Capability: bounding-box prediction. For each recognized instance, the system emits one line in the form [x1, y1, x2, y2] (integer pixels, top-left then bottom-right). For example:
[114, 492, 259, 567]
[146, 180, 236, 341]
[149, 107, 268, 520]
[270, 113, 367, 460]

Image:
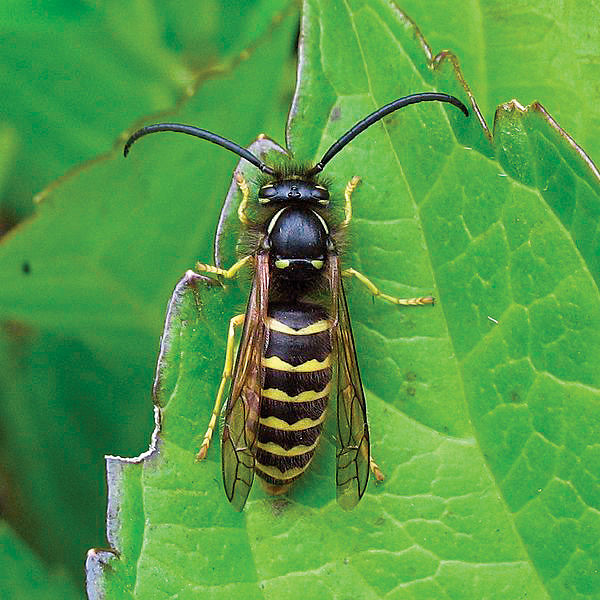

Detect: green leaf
[85, 1, 599, 599]
[0, 320, 160, 578]
[0, 0, 282, 218]
[0, 521, 81, 600]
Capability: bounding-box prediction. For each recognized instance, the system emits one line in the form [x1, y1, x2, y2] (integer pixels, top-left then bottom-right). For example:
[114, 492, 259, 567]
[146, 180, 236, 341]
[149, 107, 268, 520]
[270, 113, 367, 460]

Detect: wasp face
[266, 205, 329, 280]
[258, 179, 330, 206]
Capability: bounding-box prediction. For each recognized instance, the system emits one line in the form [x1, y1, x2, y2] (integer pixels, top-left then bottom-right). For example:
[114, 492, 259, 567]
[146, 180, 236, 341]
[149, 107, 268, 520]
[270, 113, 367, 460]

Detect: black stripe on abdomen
[260, 396, 328, 423]
[265, 329, 331, 365]
[257, 423, 322, 450]
[255, 449, 314, 471]
[263, 367, 331, 398]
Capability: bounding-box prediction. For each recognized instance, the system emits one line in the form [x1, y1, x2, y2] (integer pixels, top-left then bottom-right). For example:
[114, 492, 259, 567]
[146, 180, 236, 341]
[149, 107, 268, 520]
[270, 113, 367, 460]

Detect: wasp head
[258, 179, 330, 206]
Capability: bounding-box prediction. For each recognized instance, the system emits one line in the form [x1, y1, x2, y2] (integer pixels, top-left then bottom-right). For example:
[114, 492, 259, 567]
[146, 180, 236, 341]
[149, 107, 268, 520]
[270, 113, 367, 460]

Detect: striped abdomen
[256, 301, 332, 492]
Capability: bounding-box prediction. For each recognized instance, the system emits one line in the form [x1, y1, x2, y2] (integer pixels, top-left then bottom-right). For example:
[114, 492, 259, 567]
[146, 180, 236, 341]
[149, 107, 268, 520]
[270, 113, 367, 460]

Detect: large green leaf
[0, 0, 281, 219]
[0, 521, 80, 600]
[0, 0, 297, 583]
[86, 0, 600, 599]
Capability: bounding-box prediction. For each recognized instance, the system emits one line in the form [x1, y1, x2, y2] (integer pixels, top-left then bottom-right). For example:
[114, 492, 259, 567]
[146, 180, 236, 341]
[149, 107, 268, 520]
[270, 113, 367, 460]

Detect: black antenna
[123, 123, 276, 176]
[307, 92, 469, 176]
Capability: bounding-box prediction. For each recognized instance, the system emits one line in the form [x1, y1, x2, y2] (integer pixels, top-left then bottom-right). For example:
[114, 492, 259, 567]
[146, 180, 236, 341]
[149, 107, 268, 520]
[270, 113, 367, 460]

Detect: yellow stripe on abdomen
[261, 355, 330, 372]
[261, 383, 330, 402]
[256, 439, 318, 456]
[255, 462, 313, 481]
[259, 411, 327, 431]
[266, 317, 331, 336]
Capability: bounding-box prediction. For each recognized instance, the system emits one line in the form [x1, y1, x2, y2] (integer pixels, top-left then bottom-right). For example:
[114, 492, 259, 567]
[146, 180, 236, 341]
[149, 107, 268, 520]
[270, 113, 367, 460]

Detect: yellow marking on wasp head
[311, 260, 324, 269]
[315, 185, 330, 205]
[274, 259, 290, 269]
[259, 183, 274, 204]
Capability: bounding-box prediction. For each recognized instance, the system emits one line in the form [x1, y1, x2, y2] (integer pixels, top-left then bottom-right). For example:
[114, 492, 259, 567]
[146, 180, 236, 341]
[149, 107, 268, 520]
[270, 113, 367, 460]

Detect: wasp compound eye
[311, 186, 330, 203]
[258, 184, 277, 202]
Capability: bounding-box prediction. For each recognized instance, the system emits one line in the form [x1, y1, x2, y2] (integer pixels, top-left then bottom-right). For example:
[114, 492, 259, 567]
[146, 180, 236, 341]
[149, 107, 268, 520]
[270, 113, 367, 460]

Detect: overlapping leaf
[0, 521, 80, 600]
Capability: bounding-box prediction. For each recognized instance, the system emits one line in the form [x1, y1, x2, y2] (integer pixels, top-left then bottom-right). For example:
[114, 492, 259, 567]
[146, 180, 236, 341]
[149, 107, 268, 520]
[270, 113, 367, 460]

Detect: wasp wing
[221, 252, 269, 511]
[329, 254, 370, 510]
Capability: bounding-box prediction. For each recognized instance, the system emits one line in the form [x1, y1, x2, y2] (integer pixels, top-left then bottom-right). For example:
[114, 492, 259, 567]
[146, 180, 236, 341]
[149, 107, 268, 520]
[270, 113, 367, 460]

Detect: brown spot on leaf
[270, 497, 290, 516]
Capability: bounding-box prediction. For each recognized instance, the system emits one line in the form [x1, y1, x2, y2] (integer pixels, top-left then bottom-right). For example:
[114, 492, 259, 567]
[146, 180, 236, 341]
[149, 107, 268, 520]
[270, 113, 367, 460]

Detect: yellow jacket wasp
[124, 92, 469, 511]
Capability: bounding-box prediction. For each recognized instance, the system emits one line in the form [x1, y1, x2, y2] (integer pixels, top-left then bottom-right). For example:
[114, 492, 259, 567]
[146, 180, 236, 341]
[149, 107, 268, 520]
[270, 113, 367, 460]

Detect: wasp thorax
[258, 179, 329, 205]
[266, 206, 328, 280]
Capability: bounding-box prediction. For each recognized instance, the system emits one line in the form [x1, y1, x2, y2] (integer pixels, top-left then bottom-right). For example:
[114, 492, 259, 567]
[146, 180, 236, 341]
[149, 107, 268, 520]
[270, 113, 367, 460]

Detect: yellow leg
[196, 255, 252, 279]
[343, 268, 434, 306]
[370, 456, 384, 482]
[359, 437, 385, 481]
[341, 176, 361, 227]
[196, 313, 245, 460]
[235, 173, 251, 225]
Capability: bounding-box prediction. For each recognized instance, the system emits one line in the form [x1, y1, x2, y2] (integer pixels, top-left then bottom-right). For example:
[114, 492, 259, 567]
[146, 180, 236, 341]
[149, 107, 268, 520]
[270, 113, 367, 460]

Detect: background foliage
[0, 0, 598, 598]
